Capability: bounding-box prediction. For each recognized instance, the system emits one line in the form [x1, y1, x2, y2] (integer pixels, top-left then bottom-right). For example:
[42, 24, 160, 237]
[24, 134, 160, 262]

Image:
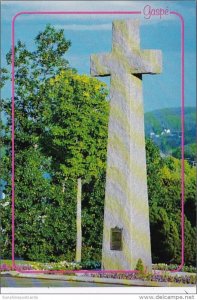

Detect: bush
[80, 260, 101, 270]
[135, 258, 145, 273]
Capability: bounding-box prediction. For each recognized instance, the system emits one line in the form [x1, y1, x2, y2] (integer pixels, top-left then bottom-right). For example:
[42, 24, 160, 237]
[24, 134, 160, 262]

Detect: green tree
[2, 25, 109, 263]
[146, 141, 196, 266]
[1, 146, 78, 262]
[0, 68, 9, 89]
[82, 173, 106, 261]
[160, 157, 196, 218]
[1, 25, 73, 261]
[172, 143, 196, 163]
[150, 206, 181, 263]
[184, 217, 196, 265]
[40, 70, 109, 262]
[145, 138, 163, 207]
[4, 24, 71, 151]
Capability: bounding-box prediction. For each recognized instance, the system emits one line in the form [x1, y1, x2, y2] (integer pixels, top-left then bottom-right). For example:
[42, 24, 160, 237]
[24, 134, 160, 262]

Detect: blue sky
[1, 0, 196, 112]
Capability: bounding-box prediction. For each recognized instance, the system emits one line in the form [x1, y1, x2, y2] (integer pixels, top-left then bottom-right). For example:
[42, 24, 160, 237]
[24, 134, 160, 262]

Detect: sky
[1, 0, 196, 112]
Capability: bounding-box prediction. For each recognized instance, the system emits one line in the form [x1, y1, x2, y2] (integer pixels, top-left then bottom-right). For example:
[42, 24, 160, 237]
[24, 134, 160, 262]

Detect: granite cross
[90, 19, 162, 271]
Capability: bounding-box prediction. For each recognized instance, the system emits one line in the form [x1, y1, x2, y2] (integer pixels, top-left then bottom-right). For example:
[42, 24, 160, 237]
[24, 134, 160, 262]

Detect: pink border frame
[10, 10, 184, 274]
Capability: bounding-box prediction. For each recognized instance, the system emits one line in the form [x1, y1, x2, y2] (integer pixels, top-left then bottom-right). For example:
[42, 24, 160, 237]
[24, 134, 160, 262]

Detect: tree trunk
[62, 177, 67, 193]
[76, 177, 82, 262]
[62, 180, 65, 193]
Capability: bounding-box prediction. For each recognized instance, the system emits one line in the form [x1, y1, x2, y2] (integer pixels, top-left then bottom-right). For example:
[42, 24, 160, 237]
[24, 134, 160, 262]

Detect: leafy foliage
[172, 143, 196, 162]
[146, 140, 196, 265]
[1, 24, 109, 264]
[80, 260, 101, 270]
[135, 258, 145, 273]
[40, 70, 109, 182]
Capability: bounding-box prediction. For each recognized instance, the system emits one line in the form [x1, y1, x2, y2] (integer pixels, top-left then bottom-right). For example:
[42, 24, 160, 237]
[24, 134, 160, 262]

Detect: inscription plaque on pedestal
[110, 227, 122, 251]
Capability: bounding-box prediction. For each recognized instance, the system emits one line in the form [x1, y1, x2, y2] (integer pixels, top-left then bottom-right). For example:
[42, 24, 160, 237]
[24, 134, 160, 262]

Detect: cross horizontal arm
[139, 50, 162, 74]
[90, 53, 112, 77]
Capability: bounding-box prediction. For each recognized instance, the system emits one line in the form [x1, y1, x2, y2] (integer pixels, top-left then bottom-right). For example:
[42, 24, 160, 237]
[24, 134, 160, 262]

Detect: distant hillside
[145, 107, 196, 134]
[144, 107, 196, 159]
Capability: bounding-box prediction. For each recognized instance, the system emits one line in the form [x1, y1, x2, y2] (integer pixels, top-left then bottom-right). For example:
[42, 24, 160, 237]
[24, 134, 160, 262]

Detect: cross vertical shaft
[90, 19, 162, 270]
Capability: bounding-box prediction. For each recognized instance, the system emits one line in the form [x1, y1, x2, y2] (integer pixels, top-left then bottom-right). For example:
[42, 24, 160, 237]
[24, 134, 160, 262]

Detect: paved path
[1, 275, 123, 288]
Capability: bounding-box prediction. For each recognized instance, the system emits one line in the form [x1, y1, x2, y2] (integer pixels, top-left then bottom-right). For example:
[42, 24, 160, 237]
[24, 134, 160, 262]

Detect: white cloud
[55, 23, 111, 31]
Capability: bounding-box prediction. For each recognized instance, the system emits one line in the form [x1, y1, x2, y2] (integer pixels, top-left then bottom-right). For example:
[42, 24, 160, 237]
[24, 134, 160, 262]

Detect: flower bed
[0, 263, 33, 272]
[0, 259, 101, 272]
[30, 261, 82, 271]
[1, 259, 196, 285]
[0, 260, 81, 272]
[0, 263, 12, 271]
[152, 263, 196, 273]
[86, 272, 196, 285]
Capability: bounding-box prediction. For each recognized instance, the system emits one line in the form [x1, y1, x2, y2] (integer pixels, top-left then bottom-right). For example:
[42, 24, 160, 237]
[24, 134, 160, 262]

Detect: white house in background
[0, 191, 9, 207]
[0, 192, 5, 200]
[1, 201, 9, 207]
[161, 128, 171, 135]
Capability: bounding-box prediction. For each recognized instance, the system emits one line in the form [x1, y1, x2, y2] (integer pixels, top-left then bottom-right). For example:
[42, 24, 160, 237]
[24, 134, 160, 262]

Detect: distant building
[161, 128, 171, 135]
[1, 201, 9, 207]
[0, 192, 5, 200]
